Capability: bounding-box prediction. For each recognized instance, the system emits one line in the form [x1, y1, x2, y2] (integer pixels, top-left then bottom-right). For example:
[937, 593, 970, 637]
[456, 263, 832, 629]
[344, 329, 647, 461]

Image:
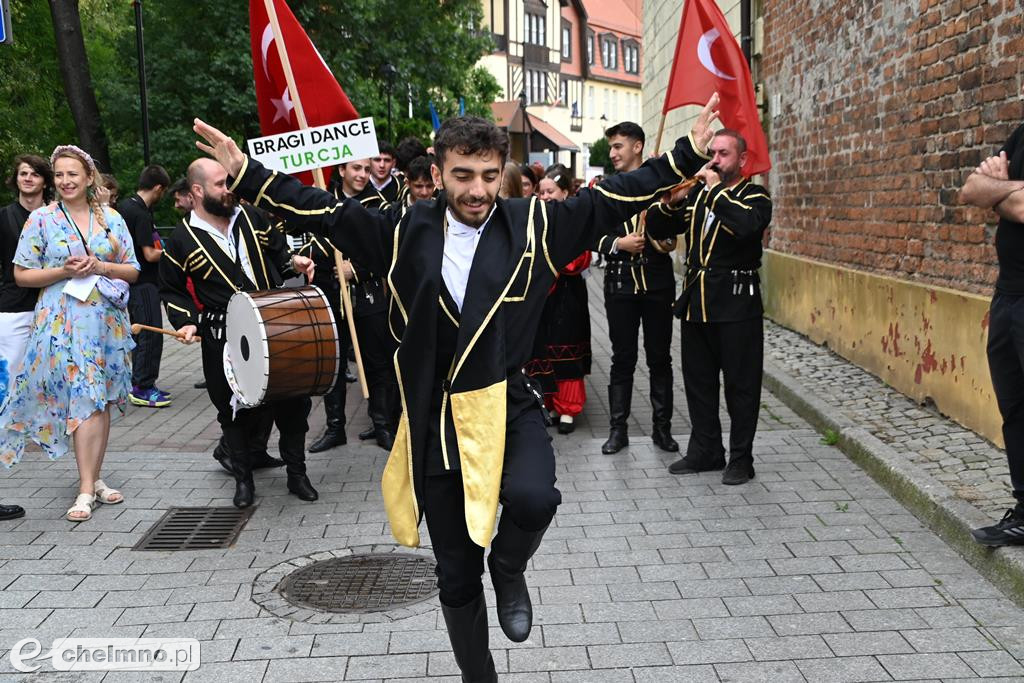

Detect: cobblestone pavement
[0, 274, 1022, 681]
[763, 321, 1014, 517]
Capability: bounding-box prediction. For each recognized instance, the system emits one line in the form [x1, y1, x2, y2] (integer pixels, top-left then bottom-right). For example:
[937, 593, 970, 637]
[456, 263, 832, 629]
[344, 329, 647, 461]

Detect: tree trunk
[48, 0, 111, 171]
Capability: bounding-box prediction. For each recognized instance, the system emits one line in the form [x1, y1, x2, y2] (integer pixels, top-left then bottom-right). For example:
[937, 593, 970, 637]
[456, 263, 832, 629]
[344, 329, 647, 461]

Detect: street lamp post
[380, 63, 398, 143]
[519, 88, 531, 163]
[132, 0, 151, 165]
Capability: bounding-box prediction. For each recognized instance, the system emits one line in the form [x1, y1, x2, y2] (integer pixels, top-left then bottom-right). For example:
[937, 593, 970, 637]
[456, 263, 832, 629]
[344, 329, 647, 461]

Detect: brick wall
[762, 0, 1023, 294]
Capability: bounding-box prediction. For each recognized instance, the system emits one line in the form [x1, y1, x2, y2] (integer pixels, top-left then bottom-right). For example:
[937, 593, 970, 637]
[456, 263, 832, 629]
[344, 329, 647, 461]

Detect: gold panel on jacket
[451, 379, 508, 548]
[381, 414, 420, 547]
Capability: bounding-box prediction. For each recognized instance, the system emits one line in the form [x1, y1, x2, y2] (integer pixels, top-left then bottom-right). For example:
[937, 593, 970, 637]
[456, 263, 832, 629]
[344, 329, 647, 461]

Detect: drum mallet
[130, 323, 201, 342]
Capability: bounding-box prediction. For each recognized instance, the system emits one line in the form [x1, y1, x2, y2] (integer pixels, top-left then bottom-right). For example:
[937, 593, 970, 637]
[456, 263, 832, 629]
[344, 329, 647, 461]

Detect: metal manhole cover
[278, 553, 438, 613]
[132, 507, 255, 551]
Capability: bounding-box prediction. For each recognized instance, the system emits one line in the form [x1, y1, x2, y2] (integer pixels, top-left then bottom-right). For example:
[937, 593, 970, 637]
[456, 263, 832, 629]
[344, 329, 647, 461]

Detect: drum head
[226, 292, 270, 406]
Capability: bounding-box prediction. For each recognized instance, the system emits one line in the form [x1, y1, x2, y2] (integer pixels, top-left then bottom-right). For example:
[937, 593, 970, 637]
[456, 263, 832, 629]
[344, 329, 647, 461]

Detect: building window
[559, 79, 568, 107]
[601, 37, 617, 70]
[526, 13, 546, 46]
[624, 44, 639, 74]
[526, 69, 547, 105]
[587, 86, 595, 118]
[603, 88, 610, 119]
[612, 90, 619, 121]
[586, 34, 594, 65]
[561, 24, 571, 60]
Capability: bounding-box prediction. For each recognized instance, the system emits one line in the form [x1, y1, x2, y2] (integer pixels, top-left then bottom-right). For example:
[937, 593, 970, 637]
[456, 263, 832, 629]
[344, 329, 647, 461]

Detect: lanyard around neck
[59, 202, 94, 255]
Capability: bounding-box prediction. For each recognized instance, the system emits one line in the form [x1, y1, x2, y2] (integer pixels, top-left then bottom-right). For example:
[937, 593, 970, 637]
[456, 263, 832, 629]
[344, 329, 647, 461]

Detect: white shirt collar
[370, 175, 393, 191]
[445, 206, 496, 237]
[188, 206, 242, 236]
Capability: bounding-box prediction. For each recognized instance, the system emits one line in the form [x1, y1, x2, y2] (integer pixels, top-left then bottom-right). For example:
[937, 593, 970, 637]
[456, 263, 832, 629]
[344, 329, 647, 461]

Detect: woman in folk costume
[524, 166, 592, 434]
[191, 94, 720, 682]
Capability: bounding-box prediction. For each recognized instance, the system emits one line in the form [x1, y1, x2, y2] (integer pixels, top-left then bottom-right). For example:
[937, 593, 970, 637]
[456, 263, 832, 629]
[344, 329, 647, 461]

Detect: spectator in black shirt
[961, 86, 1024, 547]
[0, 154, 52, 521]
[117, 164, 172, 408]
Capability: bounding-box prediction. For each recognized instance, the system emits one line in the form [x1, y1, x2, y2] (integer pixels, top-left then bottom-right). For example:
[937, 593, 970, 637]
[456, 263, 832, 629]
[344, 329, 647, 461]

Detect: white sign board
[246, 117, 379, 174]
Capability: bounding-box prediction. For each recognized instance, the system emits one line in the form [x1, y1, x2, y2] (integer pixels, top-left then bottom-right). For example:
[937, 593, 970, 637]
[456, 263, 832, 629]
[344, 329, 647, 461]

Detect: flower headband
[50, 145, 97, 175]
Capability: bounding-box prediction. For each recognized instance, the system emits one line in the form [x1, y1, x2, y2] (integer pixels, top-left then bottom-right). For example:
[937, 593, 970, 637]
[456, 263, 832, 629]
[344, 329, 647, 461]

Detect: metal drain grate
[132, 507, 255, 551]
[279, 553, 438, 613]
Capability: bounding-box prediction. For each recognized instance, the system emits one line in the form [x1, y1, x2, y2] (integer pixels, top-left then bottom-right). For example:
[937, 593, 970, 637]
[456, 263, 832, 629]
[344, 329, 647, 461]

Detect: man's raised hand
[691, 93, 721, 152]
[193, 119, 245, 177]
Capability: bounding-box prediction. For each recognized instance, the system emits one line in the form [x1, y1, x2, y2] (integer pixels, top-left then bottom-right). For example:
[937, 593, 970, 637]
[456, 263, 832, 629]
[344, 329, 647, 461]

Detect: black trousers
[128, 282, 163, 389]
[423, 408, 561, 608]
[200, 325, 309, 459]
[605, 288, 674, 386]
[987, 293, 1024, 507]
[355, 310, 399, 429]
[679, 318, 763, 463]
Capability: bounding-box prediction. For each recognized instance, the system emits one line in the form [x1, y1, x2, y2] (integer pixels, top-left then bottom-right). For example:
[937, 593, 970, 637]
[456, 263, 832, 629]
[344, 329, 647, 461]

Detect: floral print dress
[0, 203, 140, 466]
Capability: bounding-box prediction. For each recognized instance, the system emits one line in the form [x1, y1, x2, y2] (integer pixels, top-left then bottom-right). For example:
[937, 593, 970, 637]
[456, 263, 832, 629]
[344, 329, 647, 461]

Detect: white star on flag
[271, 87, 294, 123]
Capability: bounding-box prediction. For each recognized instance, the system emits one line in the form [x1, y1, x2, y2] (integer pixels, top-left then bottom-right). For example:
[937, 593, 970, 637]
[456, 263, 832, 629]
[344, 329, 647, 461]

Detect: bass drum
[225, 286, 340, 406]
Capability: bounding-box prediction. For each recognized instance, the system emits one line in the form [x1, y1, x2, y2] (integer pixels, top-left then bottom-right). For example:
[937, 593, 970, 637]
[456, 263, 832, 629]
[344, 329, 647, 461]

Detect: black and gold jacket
[159, 205, 295, 329]
[332, 186, 388, 318]
[594, 212, 676, 296]
[646, 177, 772, 323]
[227, 132, 708, 548]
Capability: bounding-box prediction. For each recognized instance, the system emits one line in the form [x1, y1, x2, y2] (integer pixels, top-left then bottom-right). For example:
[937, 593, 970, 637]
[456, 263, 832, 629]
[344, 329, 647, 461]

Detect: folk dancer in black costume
[192, 96, 719, 681]
[593, 122, 679, 455]
[159, 158, 319, 507]
[645, 128, 773, 486]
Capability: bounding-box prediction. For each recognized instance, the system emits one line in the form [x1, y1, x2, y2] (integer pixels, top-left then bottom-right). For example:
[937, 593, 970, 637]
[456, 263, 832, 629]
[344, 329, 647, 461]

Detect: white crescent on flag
[697, 28, 736, 81]
[260, 24, 274, 82]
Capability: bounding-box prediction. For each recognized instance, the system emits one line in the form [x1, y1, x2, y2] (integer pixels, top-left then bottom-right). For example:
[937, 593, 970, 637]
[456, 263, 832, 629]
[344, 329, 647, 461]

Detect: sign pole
[263, 0, 369, 399]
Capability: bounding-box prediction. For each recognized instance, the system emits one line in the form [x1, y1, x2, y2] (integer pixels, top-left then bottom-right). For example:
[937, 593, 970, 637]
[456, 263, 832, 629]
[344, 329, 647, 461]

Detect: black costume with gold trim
[593, 210, 677, 450]
[646, 177, 773, 470]
[159, 205, 312, 500]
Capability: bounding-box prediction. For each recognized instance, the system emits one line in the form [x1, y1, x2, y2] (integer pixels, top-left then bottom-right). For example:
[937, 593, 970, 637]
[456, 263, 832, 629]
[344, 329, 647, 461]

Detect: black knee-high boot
[650, 374, 679, 452]
[224, 426, 254, 508]
[601, 382, 632, 454]
[309, 389, 347, 453]
[440, 592, 497, 683]
[279, 431, 318, 501]
[487, 515, 548, 642]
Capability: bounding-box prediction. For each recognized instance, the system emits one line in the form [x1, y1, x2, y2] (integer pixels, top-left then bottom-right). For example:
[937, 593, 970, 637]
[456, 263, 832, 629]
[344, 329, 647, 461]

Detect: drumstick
[639, 177, 701, 239]
[334, 249, 370, 399]
[130, 323, 201, 341]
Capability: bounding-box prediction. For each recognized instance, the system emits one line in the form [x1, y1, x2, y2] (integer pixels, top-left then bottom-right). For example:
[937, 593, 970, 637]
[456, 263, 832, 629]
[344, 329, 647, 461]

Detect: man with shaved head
[159, 158, 318, 509]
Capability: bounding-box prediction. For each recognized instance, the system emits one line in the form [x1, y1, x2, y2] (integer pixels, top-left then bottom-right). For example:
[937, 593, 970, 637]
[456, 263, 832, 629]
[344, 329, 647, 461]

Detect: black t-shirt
[0, 201, 40, 313]
[117, 193, 160, 285]
[995, 122, 1024, 295]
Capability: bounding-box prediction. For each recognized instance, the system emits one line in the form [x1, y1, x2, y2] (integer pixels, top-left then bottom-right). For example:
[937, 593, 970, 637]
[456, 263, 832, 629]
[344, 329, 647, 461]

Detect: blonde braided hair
[50, 145, 119, 260]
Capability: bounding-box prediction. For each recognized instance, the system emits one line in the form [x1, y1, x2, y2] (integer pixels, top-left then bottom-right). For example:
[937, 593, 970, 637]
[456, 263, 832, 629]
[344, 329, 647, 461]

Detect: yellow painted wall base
[761, 250, 1002, 447]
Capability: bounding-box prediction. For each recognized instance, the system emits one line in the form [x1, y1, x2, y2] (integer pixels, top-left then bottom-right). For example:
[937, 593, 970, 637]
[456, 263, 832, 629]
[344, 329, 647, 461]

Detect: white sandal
[94, 479, 124, 505]
[66, 493, 96, 522]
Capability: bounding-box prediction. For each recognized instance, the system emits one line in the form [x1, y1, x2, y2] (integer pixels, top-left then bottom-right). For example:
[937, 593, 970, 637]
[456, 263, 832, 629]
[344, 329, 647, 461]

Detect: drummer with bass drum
[159, 158, 319, 508]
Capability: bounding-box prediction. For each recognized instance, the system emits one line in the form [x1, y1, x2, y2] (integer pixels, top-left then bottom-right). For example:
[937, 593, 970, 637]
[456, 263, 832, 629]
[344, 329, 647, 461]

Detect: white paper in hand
[62, 274, 100, 302]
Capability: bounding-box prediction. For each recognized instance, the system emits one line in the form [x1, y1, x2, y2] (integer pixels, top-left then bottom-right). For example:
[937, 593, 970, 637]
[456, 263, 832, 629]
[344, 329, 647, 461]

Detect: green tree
[589, 137, 613, 174]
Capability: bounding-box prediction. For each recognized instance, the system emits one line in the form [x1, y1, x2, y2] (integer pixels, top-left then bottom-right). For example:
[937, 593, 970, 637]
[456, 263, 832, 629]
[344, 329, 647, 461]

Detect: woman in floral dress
[0, 145, 140, 522]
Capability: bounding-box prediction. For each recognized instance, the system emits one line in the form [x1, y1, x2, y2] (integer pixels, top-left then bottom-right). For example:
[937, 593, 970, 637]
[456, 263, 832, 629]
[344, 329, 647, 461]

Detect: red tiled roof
[490, 102, 580, 152]
[584, 0, 641, 36]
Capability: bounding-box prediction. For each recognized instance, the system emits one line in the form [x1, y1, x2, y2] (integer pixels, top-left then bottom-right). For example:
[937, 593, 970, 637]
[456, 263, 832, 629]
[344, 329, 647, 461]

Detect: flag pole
[264, 0, 369, 400]
[653, 111, 667, 156]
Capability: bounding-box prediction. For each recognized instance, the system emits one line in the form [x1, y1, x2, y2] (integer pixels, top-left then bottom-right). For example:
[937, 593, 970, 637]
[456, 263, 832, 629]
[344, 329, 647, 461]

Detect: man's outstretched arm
[193, 118, 396, 275]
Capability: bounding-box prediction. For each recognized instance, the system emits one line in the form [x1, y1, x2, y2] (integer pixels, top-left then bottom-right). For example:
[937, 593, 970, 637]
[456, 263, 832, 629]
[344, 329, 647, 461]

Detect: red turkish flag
[249, 0, 359, 184]
[663, 0, 770, 176]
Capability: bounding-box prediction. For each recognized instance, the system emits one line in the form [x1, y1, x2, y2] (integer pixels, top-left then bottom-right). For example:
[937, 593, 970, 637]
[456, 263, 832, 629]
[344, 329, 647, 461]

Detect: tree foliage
[0, 0, 500, 216]
[589, 137, 613, 174]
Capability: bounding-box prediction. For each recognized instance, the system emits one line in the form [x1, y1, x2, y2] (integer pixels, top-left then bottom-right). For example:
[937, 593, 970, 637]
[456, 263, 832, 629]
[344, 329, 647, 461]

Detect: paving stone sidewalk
[762, 321, 1014, 518]
[0, 273, 1023, 680]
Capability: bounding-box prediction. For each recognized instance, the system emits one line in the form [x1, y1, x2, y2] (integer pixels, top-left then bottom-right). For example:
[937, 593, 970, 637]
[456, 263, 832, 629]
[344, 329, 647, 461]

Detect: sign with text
[0, 0, 12, 44]
[246, 117, 379, 175]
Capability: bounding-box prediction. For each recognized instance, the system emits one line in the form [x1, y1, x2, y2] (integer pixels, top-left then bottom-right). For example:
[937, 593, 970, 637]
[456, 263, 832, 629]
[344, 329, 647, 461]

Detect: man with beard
[0, 154, 53, 521]
[159, 158, 317, 508]
[645, 129, 773, 485]
[192, 98, 718, 681]
[593, 122, 679, 456]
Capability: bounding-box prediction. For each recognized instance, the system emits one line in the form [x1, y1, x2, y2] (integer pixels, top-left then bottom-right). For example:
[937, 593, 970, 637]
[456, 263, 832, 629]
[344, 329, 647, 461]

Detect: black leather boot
[601, 383, 632, 454]
[249, 414, 285, 469]
[213, 436, 235, 475]
[366, 386, 396, 451]
[487, 515, 548, 642]
[224, 428, 255, 508]
[440, 592, 498, 682]
[650, 375, 679, 452]
[358, 426, 375, 440]
[280, 431, 318, 501]
[309, 390, 347, 453]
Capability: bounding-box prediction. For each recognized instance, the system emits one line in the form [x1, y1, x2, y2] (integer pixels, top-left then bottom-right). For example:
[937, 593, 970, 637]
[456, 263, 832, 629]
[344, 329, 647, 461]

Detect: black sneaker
[721, 459, 755, 485]
[972, 508, 1024, 547]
